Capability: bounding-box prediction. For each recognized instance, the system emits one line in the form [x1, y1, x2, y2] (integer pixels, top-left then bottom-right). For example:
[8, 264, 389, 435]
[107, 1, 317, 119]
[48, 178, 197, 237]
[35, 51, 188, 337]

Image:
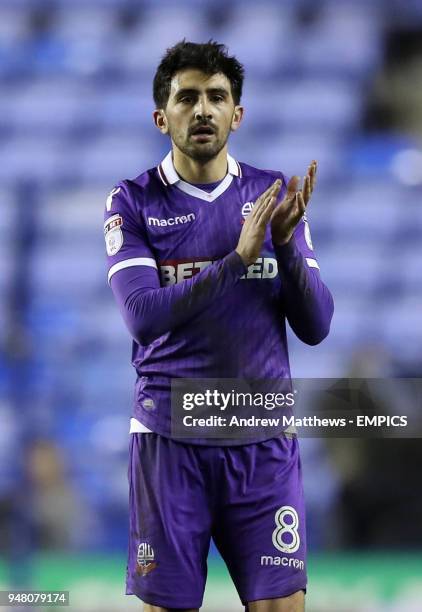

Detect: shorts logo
[136, 542, 157, 576]
[260, 555, 304, 569]
[261, 506, 303, 569]
[104, 214, 123, 256]
[272, 506, 300, 554]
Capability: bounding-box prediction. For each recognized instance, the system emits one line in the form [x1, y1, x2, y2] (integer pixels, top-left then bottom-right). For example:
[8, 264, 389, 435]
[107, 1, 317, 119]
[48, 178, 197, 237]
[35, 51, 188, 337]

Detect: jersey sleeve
[277, 171, 320, 273]
[293, 212, 320, 272]
[108, 251, 247, 346]
[274, 175, 334, 345]
[103, 182, 158, 284]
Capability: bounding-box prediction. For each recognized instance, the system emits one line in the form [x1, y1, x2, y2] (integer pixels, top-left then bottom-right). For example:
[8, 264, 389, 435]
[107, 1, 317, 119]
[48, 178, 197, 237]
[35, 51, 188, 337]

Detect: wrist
[235, 247, 252, 267]
[273, 235, 299, 262]
[271, 232, 293, 247]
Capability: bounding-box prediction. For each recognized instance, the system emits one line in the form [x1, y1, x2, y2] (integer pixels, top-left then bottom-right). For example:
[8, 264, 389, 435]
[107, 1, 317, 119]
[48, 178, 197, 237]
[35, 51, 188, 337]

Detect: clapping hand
[271, 160, 317, 246]
[236, 179, 282, 266]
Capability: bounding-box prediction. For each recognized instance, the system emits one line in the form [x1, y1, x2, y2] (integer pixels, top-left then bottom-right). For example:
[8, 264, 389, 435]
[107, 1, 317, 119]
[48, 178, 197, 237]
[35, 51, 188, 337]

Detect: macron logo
[148, 213, 196, 227]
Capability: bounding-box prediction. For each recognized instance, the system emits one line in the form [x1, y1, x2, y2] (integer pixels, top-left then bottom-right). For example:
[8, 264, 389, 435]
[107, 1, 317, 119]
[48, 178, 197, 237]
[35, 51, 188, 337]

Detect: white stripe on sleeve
[306, 258, 320, 270]
[108, 257, 158, 284]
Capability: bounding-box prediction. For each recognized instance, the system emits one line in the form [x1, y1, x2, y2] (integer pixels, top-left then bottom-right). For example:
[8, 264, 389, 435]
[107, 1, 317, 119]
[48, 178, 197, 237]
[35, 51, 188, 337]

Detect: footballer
[104, 41, 334, 612]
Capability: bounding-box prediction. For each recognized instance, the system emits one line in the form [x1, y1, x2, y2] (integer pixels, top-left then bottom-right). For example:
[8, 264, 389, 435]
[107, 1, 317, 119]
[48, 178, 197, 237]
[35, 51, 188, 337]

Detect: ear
[153, 109, 169, 135]
[230, 105, 244, 133]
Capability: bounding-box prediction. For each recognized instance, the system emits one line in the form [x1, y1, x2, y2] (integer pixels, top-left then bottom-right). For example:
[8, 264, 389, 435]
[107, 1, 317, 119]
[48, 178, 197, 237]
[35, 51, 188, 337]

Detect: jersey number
[272, 506, 300, 554]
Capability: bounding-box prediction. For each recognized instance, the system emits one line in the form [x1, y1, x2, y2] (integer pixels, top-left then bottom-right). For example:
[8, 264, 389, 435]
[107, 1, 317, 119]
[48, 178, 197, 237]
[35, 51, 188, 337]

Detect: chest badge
[241, 201, 254, 219]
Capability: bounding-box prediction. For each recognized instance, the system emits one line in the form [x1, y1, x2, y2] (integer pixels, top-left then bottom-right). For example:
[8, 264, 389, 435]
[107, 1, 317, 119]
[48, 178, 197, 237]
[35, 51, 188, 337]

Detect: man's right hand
[235, 179, 282, 267]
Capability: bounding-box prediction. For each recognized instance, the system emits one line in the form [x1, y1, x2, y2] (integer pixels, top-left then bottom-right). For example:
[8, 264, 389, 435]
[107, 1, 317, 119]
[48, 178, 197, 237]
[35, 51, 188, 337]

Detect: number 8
[272, 505, 300, 554]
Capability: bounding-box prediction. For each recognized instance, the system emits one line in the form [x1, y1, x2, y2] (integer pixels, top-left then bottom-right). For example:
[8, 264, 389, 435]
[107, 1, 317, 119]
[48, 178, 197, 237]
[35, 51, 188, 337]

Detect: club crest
[136, 542, 157, 576]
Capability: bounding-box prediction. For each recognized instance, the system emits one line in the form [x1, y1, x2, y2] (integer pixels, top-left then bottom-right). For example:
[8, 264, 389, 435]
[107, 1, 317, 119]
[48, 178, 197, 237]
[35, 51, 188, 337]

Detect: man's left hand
[271, 160, 317, 246]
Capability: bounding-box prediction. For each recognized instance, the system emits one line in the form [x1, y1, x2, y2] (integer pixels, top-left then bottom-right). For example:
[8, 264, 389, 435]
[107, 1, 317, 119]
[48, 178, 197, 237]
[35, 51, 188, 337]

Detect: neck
[172, 145, 228, 184]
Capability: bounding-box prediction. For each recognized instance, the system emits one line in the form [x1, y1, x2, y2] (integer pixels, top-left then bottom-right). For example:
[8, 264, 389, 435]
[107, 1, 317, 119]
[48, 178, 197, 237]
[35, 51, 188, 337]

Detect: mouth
[190, 125, 216, 141]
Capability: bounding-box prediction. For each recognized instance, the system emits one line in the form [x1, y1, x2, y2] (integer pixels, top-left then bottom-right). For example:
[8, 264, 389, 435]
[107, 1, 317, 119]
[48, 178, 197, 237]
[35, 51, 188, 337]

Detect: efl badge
[136, 542, 157, 576]
[104, 214, 123, 256]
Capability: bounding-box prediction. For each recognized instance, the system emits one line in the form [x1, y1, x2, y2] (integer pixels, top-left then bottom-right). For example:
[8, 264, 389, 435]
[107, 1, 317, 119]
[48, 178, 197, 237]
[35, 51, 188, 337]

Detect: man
[104, 41, 333, 612]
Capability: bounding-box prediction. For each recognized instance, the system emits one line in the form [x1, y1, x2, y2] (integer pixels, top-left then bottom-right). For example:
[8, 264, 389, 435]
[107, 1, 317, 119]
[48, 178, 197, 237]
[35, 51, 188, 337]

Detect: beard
[169, 125, 230, 164]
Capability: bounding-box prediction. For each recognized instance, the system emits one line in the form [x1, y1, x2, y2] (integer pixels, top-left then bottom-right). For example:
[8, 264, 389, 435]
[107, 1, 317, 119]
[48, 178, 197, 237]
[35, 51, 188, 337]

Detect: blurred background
[0, 0, 422, 610]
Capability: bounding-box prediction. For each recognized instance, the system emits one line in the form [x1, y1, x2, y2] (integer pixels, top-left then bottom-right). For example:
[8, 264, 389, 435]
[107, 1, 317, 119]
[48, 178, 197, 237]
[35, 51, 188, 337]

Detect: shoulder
[238, 161, 289, 187]
[130, 165, 162, 192]
[105, 166, 162, 213]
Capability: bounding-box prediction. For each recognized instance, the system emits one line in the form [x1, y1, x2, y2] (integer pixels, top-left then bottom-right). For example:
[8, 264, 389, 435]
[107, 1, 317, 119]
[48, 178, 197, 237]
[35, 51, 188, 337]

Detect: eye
[211, 95, 224, 103]
[180, 96, 193, 104]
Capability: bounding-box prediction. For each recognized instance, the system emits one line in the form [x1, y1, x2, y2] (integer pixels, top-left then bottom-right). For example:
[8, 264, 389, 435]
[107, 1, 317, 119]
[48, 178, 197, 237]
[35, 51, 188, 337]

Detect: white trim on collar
[157, 151, 242, 202]
[159, 151, 180, 185]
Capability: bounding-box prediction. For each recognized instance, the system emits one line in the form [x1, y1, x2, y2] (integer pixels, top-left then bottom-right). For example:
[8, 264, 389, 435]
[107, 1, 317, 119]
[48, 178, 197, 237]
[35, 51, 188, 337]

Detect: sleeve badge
[104, 214, 123, 256]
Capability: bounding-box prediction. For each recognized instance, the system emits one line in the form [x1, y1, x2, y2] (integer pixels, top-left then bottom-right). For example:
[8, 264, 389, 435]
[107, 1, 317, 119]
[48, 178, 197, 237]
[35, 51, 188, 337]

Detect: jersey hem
[131, 413, 296, 446]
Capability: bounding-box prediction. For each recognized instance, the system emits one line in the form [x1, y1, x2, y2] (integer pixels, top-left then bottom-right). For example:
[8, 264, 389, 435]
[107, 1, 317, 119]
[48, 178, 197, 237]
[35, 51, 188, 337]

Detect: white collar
[157, 151, 242, 202]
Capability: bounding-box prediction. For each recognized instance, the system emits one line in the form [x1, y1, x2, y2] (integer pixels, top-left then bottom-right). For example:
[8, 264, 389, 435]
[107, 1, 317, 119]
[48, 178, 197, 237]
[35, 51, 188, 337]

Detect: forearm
[111, 251, 247, 345]
[275, 238, 334, 345]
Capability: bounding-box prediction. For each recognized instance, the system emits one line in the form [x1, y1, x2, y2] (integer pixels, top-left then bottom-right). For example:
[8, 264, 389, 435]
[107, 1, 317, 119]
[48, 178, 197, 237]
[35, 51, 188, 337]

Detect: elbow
[299, 322, 331, 346]
[304, 295, 334, 345]
[294, 302, 334, 346]
[121, 299, 161, 346]
[130, 320, 171, 346]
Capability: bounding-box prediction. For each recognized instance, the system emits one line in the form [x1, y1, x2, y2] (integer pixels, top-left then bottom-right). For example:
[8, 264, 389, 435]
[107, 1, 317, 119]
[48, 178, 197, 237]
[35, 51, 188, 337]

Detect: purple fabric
[111, 238, 333, 349]
[275, 238, 334, 345]
[192, 179, 223, 192]
[126, 432, 307, 608]
[111, 250, 247, 346]
[104, 159, 334, 441]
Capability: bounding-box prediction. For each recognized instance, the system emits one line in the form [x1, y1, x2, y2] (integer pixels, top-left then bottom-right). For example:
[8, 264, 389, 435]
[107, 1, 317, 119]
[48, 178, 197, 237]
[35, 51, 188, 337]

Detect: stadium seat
[219, 3, 296, 76]
[299, 1, 381, 77]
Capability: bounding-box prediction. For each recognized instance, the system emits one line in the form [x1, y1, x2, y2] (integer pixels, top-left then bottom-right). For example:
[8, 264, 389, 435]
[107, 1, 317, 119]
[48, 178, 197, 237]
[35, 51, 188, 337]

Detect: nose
[194, 96, 212, 121]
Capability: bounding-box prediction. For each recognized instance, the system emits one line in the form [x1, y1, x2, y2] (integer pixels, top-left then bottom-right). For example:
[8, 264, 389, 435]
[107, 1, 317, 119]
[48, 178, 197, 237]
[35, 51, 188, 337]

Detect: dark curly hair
[153, 40, 244, 108]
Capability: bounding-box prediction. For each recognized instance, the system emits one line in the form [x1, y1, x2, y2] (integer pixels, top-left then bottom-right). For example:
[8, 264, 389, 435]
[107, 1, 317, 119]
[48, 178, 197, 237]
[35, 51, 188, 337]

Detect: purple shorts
[126, 433, 307, 609]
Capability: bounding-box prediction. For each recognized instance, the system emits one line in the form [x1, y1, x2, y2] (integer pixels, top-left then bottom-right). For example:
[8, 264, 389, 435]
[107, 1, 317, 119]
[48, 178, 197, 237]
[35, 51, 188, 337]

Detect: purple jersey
[104, 152, 333, 442]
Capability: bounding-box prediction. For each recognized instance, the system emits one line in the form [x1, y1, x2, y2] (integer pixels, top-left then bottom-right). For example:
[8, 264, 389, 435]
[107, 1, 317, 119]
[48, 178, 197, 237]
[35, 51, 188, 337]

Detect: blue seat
[299, 1, 382, 77]
[218, 4, 296, 77]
